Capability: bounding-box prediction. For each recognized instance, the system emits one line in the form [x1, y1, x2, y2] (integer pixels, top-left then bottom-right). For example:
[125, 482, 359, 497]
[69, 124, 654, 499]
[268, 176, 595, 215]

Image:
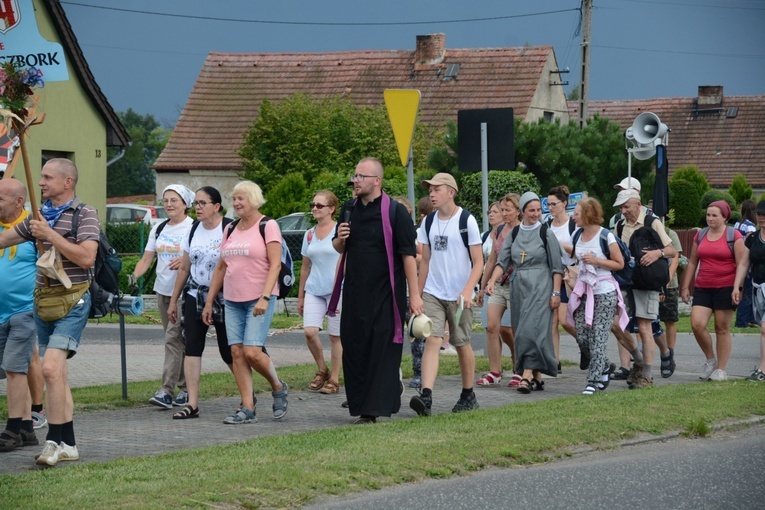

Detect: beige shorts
[623, 288, 660, 320]
[422, 292, 473, 347]
[487, 282, 510, 309]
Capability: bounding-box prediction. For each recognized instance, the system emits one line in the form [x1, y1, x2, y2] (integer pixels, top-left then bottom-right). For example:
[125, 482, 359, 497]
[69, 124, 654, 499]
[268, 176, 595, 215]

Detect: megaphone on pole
[625, 127, 656, 160]
[630, 112, 668, 145]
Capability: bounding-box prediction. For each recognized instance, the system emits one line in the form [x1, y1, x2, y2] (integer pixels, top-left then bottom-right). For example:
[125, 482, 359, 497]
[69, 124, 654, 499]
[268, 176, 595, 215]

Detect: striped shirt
[14, 198, 100, 288]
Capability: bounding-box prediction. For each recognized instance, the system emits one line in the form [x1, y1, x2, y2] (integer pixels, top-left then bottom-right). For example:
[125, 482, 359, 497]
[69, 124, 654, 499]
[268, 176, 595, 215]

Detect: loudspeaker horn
[630, 112, 668, 145]
[632, 145, 656, 160]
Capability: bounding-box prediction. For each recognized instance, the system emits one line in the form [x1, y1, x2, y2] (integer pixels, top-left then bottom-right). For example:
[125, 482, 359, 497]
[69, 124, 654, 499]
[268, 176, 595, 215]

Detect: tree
[669, 165, 710, 199]
[728, 173, 753, 205]
[459, 170, 540, 226]
[668, 179, 702, 229]
[107, 109, 170, 198]
[514, 115, 653, 217]
[239, 94, 443, 218]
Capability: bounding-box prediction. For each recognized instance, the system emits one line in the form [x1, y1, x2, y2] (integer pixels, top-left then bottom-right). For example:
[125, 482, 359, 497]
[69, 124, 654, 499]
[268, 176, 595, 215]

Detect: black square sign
[458, 108, 514, 172]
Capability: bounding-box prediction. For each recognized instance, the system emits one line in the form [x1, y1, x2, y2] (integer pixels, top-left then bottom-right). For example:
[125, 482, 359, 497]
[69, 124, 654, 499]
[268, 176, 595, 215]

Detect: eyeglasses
[163, 198, 182, 205]
[192, 200, 211, 208]
[547, 201, 562, 207]
[351, 173, 377, 182]
[310, 202, 330, 210]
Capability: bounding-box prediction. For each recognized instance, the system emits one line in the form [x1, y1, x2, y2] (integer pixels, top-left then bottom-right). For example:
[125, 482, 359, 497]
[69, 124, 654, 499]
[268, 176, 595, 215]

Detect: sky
[59, 0, 765, 128]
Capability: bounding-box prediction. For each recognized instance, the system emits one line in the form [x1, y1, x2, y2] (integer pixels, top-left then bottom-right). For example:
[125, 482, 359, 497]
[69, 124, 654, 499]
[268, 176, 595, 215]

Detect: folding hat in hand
[36, 246, 72, 289]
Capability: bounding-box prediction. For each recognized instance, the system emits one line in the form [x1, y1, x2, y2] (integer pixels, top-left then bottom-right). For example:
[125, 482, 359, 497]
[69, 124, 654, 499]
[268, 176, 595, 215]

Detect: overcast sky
[60, 0, 765, 127]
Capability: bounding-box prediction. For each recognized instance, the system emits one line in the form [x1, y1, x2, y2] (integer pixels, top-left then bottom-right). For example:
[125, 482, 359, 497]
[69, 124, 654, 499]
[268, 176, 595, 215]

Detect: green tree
[728, 173, 753, 204]
[668, 179, 702, 229]
[239, 94, 443, 218]
[515, 115, 653, 217]
[459, 170, 540, 226]
[107, 109, 170, 197]
[669, 165, 710, 199]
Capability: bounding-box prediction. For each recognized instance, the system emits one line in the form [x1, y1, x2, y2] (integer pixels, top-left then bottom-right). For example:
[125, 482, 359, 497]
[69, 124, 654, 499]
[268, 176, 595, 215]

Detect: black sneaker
[452, 392, 479, 413]
[409, 394, 432, 417]
[611, 366, 630, 380]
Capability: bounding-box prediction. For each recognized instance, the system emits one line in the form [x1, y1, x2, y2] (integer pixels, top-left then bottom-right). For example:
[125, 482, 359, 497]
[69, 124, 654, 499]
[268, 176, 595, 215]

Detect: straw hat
[36, 246, 72, 289]
[408, 313, 433, 339]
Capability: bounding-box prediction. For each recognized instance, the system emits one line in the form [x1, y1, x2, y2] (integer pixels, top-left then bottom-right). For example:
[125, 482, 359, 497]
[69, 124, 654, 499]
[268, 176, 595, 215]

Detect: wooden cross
[519, 250, 528, 264]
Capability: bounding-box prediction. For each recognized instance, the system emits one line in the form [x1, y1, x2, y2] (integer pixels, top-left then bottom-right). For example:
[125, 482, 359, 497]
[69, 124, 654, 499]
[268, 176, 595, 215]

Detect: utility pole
[579, 0, 592, 129]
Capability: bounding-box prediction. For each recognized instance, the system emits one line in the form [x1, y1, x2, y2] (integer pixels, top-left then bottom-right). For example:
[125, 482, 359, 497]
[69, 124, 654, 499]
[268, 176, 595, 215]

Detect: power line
[616, 0, 765, 11]
[61, 2, 578, 26]
[594, 44, 765, 59]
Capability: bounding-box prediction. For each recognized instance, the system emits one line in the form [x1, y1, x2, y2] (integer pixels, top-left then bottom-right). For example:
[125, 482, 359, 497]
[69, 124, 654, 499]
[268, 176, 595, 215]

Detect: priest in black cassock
[331, 157, 423, 424]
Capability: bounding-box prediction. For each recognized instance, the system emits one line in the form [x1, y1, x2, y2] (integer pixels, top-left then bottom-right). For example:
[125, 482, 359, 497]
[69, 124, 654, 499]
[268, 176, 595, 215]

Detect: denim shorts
[35, 291, 90, 359]
[225, 296, 276, 347]
[0, 310, 36, 379]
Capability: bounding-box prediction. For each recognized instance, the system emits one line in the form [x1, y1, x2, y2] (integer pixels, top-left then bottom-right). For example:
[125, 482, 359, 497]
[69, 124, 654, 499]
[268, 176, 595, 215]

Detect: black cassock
[337, 195, 415, 417]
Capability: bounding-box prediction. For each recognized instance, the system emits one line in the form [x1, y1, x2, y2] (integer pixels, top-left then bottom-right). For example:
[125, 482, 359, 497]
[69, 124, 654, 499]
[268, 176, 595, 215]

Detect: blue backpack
[571, 227, 634, 287]
[228, 216, 294, 300]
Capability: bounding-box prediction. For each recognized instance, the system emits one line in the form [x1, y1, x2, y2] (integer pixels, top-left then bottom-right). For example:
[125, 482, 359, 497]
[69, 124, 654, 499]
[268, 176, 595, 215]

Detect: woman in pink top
[203, 181, 288, 424]
[680, 200, 745, 381]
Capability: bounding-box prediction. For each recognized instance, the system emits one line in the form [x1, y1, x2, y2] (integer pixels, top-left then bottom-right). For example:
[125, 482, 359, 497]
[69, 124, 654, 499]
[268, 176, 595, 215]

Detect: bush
[118, 254, 156, 294]
[670, 166, 710, 198]
[728, 174, 753, 205]
[106, 222, 151, 255]
[669, 179, 703, 229]
[459, 170, 540, 226]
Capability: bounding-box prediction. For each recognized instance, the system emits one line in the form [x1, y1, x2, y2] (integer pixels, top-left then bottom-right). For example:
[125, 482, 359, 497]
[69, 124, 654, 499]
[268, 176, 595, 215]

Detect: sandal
[530, 378, 545, 391]
[517, 378, 532, 394]
[172, 404, 199, 420]
[660, 348, 676, 378]
[507, 374, 523, 387]
[476, 372, 502, 386]
[319, 380, 340, 394]
[582, 384, 598, 395]
[309, 370, 330, 391]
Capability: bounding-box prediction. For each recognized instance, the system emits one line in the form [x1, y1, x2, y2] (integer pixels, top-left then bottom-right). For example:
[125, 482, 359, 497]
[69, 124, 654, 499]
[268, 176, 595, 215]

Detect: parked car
[276, 212, 314, 261]
[106, 204, 165, 225]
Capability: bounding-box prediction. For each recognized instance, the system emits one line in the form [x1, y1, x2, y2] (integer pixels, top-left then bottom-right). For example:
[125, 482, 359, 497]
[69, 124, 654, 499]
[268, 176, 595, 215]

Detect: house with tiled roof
[154, 33, 570, 205]
[0, 0, 129, 218]
[569, 86, 765, 191]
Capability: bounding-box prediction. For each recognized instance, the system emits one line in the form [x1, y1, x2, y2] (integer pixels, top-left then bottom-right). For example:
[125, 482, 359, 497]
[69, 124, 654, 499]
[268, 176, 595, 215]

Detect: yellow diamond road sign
[384, 89, 421, 167]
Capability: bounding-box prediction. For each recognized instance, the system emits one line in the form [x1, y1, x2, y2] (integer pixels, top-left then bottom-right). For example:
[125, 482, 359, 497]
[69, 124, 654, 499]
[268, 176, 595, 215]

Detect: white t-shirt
[574, 229, 618, 295]
[301, 224, 340, 297]
[551, 219, 577, 267]
[145, 217, 194, 296]
[417, 207, 482, 301]
[181, 220, 227, 298]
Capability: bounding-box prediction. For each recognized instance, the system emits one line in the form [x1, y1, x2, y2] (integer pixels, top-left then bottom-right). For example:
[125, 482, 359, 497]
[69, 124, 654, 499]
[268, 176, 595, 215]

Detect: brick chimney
[414, 34, 446, 65]
[697, 85, 723, 108]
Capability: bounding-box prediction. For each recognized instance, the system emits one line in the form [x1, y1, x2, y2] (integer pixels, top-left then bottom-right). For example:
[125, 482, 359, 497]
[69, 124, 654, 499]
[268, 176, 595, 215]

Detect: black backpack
[226, 216, 294, 300]
[545, 216, 576, 235]
[617, 212, 669, 292]
[571, 227, 634, 287]
[69, 204, 123, 318]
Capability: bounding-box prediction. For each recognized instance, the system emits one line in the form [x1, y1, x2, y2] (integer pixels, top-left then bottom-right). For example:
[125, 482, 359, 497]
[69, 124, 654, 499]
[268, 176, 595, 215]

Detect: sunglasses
[310, 203, 330, 210]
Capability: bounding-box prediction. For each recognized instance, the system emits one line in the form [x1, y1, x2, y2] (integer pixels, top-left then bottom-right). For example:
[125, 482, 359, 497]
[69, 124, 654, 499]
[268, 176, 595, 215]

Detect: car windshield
[276, 214, 305, 231]
[155, 206, 168, 219]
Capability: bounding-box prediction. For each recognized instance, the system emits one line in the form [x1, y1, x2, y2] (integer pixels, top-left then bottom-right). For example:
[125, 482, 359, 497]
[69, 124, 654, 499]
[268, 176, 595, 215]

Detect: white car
[106, 204, 167, 225]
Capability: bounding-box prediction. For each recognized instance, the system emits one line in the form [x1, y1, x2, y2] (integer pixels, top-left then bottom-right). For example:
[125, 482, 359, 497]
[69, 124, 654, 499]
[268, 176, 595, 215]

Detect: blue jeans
[225, 297, 276, 347]
[35, 291, 90, 359]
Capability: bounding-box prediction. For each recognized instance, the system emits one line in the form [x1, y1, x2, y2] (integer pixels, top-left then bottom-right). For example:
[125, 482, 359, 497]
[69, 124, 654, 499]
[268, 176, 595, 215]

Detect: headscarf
[162, 184, 194, 208]
[519, 191, 540, 212]
[709, 200, 731, 221]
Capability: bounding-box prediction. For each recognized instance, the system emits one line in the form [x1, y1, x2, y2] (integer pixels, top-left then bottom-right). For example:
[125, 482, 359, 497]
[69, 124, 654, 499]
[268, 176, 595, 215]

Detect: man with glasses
[332, 157, 423, 424]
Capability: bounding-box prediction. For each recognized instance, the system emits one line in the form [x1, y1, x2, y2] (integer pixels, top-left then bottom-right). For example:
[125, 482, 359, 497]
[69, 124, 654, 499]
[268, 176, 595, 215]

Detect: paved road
[307, 422, 765, 510]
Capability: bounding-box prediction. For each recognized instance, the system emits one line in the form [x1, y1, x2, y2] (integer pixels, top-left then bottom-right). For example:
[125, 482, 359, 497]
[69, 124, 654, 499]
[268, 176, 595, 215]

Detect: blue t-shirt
[0, 226, 37, 323]
[301, 224, 340, 297]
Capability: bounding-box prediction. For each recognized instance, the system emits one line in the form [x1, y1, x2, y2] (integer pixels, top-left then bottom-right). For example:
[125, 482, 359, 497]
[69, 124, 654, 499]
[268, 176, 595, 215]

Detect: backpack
[69, 204, 123, 318]
[696, 226, 737, 261]
[227, 216, 294, 300]
[510, 223, 549, 252]
[571, 227, 634, 287]
[424, 209, 474, 263]
[617, 212, 669, 291]
[188, 217, 234, 245]
[481, 224, 505, 245]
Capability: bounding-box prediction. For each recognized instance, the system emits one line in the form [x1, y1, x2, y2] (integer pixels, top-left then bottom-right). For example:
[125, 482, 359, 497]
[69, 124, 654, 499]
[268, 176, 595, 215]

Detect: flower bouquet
[0, 61, 44, 127]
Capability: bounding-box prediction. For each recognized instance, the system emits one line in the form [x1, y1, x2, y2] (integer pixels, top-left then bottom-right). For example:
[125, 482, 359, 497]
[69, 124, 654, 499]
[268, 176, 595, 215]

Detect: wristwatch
[551, 291, 561, 297]
[660, 249, 666, 258]
[262, 296, 271, 301]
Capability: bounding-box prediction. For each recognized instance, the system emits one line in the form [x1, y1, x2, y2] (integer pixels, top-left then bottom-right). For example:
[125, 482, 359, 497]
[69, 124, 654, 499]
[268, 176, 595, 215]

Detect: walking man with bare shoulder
[0, 159, 100, 466]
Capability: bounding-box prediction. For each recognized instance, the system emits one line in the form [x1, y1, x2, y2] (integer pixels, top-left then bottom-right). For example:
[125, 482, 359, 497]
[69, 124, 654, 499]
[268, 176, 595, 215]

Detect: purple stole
[328, 193, 403, 344]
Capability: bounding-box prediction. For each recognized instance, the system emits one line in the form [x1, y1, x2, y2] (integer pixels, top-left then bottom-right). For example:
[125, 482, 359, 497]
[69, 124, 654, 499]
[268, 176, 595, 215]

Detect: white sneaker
[58, 441, 80, 461]
[35, 440, 61, 467]
[699, 360, 718, 380]
[708, 368, 727, 381]
[440, 345, 458, 355]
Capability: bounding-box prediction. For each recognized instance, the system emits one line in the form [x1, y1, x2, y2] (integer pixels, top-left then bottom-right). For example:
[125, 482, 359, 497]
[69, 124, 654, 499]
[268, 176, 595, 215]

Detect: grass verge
[1, 382, 763, 509]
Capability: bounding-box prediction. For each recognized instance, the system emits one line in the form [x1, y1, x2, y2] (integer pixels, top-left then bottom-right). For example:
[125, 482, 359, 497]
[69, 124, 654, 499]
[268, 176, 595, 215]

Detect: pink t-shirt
[694, 228, 742, 289]
[220, 217, 282, 302]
